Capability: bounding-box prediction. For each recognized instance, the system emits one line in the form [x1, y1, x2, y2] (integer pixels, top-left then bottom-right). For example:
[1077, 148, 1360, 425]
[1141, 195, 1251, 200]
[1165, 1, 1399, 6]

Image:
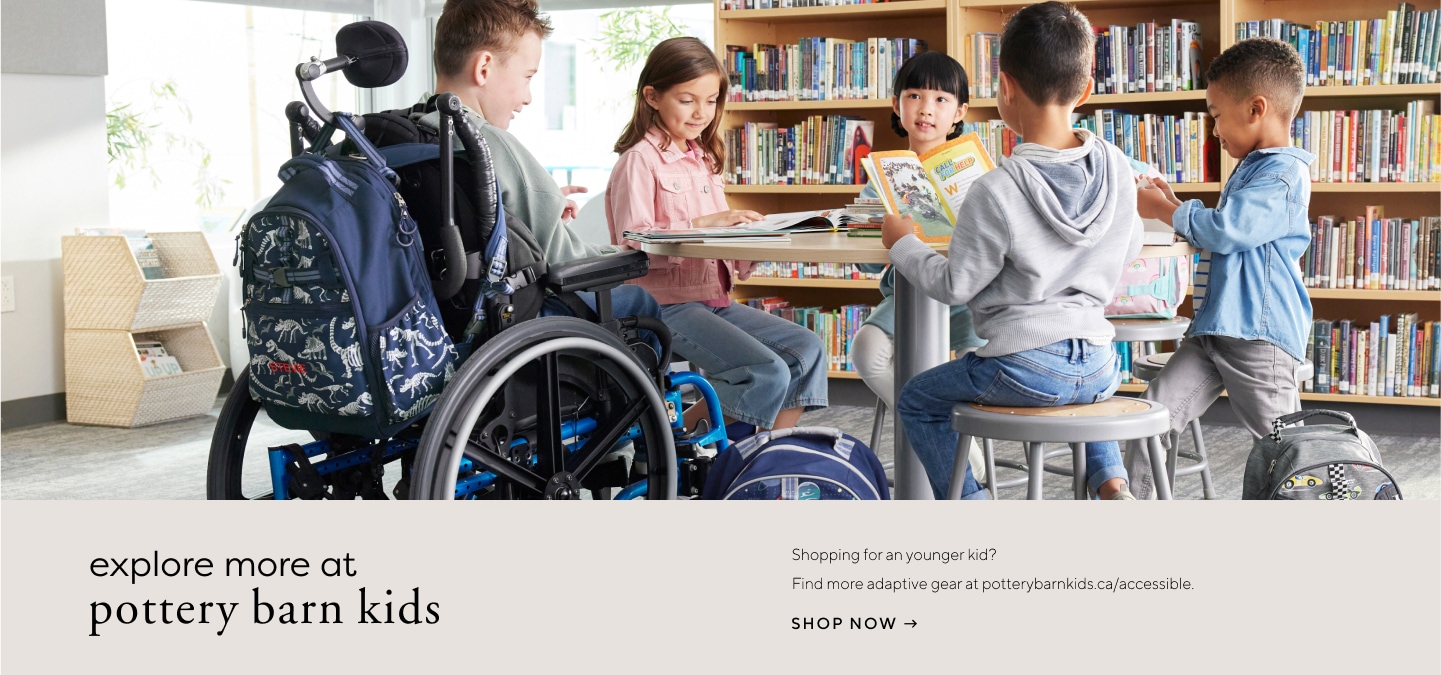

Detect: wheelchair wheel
[411, 316, 678, 500]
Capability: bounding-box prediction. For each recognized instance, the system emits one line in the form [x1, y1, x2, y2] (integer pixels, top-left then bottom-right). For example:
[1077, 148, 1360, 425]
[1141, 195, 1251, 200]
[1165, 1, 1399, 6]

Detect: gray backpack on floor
[1244, 410, 1402, 500]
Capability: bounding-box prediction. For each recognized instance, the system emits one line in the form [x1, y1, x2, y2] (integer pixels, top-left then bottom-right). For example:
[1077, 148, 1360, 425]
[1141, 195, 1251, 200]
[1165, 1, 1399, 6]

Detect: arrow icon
[905, 620, 917, 628]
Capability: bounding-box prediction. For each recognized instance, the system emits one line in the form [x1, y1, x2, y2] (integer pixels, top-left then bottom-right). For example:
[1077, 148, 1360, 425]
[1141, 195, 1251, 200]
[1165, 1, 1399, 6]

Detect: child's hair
[433, 0, 554, 79]
[1205, 38, 1306, 120]
[613, 37, 729, 173]
[999, 1, 1094, 106]
[889, 51, 971, 140]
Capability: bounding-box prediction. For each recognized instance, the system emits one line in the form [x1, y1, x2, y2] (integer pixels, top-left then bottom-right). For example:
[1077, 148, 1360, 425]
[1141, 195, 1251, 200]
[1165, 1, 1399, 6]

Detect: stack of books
[1238, 5, 1439, 87]
[1290, 101, 1439, 183]
[1302, 210, 1440, 290]
[1308, 315, 1439, 398]
[724, 38, 928, 102]
[724, 117, 876, 186]
[842, 198, 886, 237]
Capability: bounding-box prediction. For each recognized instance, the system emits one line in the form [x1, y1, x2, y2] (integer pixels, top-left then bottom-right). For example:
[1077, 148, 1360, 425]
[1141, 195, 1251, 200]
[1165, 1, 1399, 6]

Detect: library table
[642, 232, 1195, 500]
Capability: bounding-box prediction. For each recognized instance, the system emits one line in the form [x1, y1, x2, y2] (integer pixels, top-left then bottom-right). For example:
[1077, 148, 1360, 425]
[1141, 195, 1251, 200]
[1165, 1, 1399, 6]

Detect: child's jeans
[897, 338, 1126, 499]
[661, 300, 828, 429]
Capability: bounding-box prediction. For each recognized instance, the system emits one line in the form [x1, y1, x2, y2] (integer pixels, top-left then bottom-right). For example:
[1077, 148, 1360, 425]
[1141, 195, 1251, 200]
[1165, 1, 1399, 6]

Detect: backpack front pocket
[373, 295, 458, 424]
[244, 303, 373, 418]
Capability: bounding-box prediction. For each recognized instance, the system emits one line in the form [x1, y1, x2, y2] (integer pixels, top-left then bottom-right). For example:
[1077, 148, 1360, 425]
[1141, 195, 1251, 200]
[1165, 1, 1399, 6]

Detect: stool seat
[950, 398, 1174, 500]
[954, 398, 1170, 444]
[1108, 316, 1191, 342]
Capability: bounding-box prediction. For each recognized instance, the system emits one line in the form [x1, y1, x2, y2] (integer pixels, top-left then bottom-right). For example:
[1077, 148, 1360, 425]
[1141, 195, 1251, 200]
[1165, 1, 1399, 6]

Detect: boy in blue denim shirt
[1133, 38, 1314, 499]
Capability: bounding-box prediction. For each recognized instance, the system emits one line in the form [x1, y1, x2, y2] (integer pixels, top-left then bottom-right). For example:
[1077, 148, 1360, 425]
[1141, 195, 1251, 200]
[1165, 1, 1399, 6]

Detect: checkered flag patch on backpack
[1328, 464, 1353, 500]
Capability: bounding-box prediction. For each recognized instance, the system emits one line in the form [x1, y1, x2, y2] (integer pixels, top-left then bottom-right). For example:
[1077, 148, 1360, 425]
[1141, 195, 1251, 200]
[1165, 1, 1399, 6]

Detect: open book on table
[747, 209, 846, 233]
[859, 132, 996, 243]
[622, 227, 790, 244]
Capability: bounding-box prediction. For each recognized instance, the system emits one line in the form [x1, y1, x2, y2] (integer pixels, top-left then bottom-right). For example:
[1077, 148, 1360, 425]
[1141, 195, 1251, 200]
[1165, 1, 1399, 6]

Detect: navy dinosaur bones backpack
[239, 113, 458, 438]
[702, 427, 890, 500]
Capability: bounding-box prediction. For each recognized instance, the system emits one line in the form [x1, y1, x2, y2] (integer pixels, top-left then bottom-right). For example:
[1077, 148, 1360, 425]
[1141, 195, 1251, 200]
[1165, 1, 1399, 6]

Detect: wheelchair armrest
[545, 250, 650, 293]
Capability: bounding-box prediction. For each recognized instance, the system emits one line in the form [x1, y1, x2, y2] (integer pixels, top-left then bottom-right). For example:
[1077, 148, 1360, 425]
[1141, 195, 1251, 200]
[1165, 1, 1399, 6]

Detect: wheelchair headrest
[336, 21, 408, 88]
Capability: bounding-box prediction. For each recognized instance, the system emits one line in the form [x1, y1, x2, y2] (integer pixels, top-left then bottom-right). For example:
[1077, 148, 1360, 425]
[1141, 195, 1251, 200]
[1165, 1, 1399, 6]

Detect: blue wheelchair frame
[265, 371, 728, 500]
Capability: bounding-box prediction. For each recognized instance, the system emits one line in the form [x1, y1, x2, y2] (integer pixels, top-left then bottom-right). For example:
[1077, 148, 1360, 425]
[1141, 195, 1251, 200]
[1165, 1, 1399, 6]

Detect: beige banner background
[3, 501, 1438, 672]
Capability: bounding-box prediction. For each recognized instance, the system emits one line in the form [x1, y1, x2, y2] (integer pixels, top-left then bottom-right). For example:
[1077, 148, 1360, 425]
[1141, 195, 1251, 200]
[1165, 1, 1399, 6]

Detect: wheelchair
[207, 21, 727, 501]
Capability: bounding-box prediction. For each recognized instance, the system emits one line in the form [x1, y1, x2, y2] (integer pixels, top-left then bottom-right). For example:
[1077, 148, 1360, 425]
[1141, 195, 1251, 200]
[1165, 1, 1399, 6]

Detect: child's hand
[881, 213, 916, 249]
[1148, 176, 1182, 206]
[559, 186, 588, 222]
[1136, 182, 1179, 225]
[692, 209, 764, 229]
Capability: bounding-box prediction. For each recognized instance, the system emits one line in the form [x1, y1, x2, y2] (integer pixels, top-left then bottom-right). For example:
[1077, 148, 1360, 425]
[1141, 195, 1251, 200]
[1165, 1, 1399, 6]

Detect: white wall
[0, 74, 111, 402]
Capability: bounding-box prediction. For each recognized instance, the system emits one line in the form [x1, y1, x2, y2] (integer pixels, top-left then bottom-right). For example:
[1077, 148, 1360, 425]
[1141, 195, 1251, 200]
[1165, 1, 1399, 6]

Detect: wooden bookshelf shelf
[971, 89, 1208, 109]
[828, 370, 863, 380]
[737, 277, 882, 289]
[720, 0, 946, 21]
[1302, 84, 1441, 98]
[1118, 382, 1440, 406]
[1306, 289, 1441, 301]
[728, 98, 893, 111]
[1310, 182, 1441, 193]
[726, 184, 864, 193]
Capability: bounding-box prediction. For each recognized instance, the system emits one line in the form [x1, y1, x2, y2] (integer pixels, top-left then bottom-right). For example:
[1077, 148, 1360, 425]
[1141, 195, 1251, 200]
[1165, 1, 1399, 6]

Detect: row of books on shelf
[1307, 315, 1439, 398]
[1115, 341, 1158, 384]
[1239, 5, 1440, 87]
[1291, 102, 1439, 183]
[75, 228, 165, 280]
[724, 117, 876, 185]
[724, 38, 928, 102]
[968, 21, 1204, 99]
[741, 296, 874, 372]
[721, 0, 879, 9]
[748, 260, 885, 280]
[1303, 211, 1439, 290]
[136, 340, 184, 379]
[1076, 110, 1217, 184]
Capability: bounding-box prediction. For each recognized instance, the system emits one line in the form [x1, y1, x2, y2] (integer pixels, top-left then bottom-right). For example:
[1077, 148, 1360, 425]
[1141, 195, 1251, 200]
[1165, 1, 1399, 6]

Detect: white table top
[640, 232, 1195, 263]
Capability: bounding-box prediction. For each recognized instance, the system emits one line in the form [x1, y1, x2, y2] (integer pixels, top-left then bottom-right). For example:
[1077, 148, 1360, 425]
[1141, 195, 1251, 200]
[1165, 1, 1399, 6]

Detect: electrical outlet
[1, 276, 13, 313]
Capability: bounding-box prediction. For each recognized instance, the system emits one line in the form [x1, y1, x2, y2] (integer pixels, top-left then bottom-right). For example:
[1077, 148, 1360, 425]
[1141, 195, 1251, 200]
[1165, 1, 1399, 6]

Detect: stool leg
[1147, 436, 1173, 500]
[870, 400, 887, 456]
[1027, 443, 1045, 500]
[1190, 418, 1216, 500]
[1165, 433, 1178, 492]
[946, 434, 974, 500]
[983, 438, 998, 500]
[1069, 443, 1087, 500]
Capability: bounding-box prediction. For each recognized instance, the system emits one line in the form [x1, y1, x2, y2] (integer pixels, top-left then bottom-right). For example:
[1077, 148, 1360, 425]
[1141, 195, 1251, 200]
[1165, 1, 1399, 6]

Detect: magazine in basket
[859, 133, 996, 243]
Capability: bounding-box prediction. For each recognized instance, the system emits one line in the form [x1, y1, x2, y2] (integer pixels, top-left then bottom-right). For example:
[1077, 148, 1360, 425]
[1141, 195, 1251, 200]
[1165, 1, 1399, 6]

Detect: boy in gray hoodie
[882, 1, 1142, 500]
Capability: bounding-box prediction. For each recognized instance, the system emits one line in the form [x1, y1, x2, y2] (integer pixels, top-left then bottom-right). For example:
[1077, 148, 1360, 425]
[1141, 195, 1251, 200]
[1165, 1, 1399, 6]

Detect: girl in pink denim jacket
[606, 37, 827, 432]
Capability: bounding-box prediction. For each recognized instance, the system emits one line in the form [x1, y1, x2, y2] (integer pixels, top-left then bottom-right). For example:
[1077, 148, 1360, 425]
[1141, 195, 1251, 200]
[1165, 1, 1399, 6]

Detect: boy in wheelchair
[209, 0, 726, 501]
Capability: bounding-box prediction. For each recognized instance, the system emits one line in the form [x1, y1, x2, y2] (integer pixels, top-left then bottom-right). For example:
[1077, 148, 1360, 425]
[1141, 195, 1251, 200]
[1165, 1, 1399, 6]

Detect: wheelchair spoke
[534, 352, 563, 480]
[462, 440, 546, 494]
[568, 402, 646, 482]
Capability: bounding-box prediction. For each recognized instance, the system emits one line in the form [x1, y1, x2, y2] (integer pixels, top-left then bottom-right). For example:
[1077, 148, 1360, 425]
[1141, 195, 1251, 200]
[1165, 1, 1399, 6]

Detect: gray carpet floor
[3, 397, 1438, 499]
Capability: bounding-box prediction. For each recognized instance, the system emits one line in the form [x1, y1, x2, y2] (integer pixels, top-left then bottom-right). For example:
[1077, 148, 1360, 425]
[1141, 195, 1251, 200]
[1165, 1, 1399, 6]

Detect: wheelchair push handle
[285, 102, 324, 157]
[432, 93, 467, 300]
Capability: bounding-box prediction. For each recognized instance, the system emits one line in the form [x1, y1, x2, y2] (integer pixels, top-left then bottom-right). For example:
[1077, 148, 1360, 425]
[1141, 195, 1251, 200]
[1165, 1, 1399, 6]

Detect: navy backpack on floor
[702, 427, 890, 500]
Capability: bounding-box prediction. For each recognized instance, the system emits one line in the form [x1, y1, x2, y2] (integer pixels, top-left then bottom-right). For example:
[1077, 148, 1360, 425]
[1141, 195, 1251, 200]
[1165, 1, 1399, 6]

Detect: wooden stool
[949, 398, 1174, 500]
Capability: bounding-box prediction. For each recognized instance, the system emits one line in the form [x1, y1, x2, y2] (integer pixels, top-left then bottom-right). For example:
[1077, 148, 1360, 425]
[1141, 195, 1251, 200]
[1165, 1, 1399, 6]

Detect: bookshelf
[717, 0, 1440, 400]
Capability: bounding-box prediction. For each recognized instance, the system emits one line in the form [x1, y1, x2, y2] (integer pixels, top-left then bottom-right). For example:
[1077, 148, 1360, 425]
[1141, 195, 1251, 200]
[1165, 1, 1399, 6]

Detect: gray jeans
[1125, 335, 1301, 499]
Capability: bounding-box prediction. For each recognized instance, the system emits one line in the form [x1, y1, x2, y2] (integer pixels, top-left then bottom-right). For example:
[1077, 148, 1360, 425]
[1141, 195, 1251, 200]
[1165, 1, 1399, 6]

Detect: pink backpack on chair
[1105, 255, 1191, 319]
